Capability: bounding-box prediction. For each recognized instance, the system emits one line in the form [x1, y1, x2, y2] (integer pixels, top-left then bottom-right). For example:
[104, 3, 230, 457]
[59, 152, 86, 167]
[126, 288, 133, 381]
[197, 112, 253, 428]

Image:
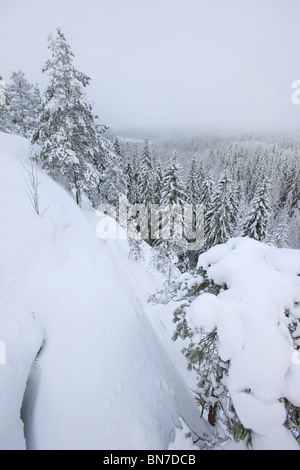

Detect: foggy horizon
[2, 0, 300, 134]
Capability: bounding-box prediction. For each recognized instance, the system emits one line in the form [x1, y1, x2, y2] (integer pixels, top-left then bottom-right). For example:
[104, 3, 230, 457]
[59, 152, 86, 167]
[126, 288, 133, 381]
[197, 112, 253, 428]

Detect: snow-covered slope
[0, 132, 207, 450]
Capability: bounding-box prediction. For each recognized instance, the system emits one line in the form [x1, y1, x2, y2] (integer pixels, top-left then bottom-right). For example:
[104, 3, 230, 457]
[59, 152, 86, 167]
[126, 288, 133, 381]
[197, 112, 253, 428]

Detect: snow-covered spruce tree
[113, 137, 123, 159]
[199, 170, 213, 213]
[205, 172, 236, 249]
[268, 207, 289, 248]
[243, 176, 272, 242]
[287, 209, 300, 249]
[137, 139, 156, 242]
[139, 138, 155, 207]
[5, 71, 41, 138]
[126, 152, 141, 205]
[0, 76, 5, 104]
[101, 146, 127, 206]
[186, 156, 202, 205]
[32, 28, 105, 206]
[0, 76, 7, 132]
[245, 153, 263, 203]
[172, 268, 253, 447]
[161, 152, 186, 206]
[196, 171, 214, 257]
[277, 163, 299, 217]
[229, 182, 242, 230]
[124, 158, 134, 202]
[185, 157, 204, 267]
[151, 239, 183, 288]
[128, 235, 145, 263]
[0, 104, 7, 132]
[196, 160, 205, 196]
[207, 149, 218, 174]
[156, 152, 188, 272]
[100, 135, 128, 205]
[233, 188, 250, 238]
[286, 170, 300, 219]
[153, 157, 163, 205]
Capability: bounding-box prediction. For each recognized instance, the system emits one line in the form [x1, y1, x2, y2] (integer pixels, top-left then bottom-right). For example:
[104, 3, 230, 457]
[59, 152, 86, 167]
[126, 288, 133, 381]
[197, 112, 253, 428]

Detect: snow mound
[0, 132, 206, 450]
[193, 237, 300, 449]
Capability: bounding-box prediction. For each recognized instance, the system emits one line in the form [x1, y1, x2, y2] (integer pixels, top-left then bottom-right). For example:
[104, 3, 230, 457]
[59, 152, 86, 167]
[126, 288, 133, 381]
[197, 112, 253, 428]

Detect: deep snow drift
[0, 132, 208, 450]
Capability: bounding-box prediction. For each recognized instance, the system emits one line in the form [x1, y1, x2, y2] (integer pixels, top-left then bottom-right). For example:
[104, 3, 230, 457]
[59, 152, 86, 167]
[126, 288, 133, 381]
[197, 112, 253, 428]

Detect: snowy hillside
[0, 132, 208, 450]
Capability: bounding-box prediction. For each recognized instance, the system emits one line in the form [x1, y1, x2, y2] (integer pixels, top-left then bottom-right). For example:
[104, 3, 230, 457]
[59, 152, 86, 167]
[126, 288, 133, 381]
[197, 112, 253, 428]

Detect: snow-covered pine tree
[243, 175, 272, 242]
[205, 172, 235, 249]
[5, 71, 41, 137]
[32, 28, 105, 206]
[172, 268, 252, 447]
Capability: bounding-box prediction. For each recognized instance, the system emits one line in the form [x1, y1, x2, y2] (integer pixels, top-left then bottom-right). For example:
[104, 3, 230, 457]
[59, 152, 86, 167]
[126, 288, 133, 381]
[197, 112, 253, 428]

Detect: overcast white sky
[1, 0, 300, 132]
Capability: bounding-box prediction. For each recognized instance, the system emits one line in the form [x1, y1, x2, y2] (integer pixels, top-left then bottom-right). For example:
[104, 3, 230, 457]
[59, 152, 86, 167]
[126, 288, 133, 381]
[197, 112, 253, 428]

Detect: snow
[0, 132, 207, 450]
[187, 294, 218, 334]
[231, 392, 294, 451]
[265, 247, 300, 276]
[284, 363, 300, 407]
[191, 237, 300, 449]
[168, 418, 199, 451]
[0, 308, 43, 450]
